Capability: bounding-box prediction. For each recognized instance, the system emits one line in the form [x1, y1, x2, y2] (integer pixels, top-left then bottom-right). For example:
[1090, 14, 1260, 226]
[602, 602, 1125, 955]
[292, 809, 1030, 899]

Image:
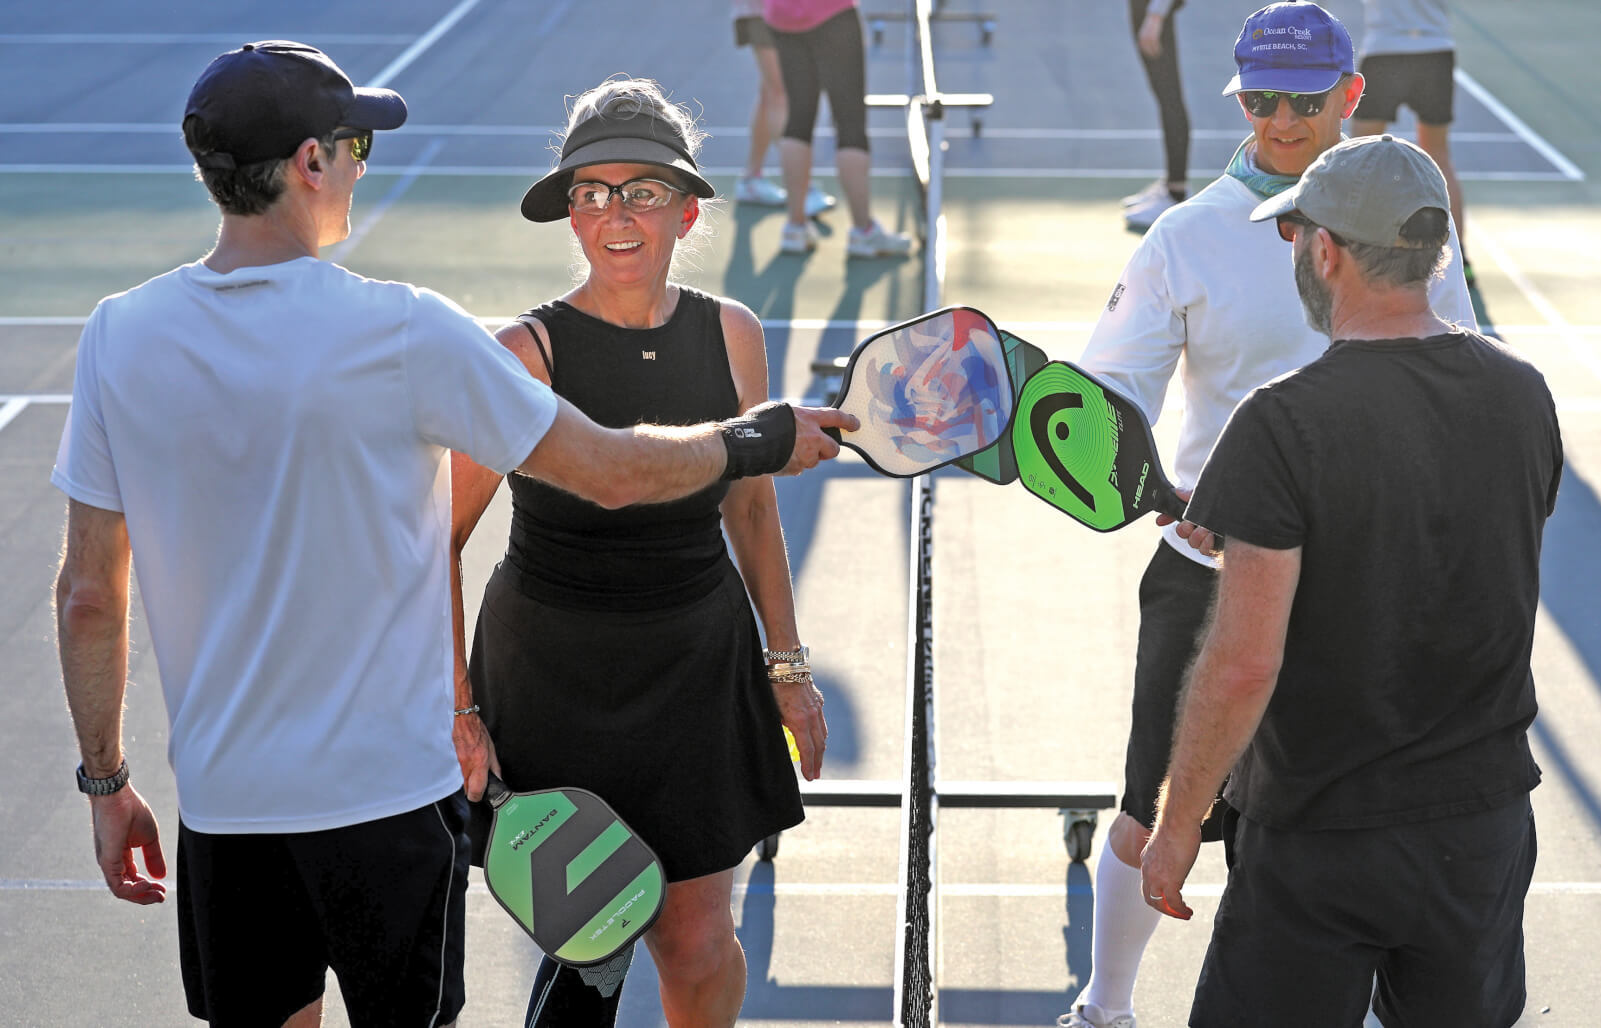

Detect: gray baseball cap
[1250, 134, 1449, 247]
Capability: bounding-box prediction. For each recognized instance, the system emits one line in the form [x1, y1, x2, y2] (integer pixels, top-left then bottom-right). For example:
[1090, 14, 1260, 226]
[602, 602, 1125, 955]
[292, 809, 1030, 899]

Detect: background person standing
[1349, 0, 1472, 280]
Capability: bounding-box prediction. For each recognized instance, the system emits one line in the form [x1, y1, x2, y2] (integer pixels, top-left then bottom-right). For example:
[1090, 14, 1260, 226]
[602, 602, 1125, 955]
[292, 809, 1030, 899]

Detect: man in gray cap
[51, 40, 852, 1028]
[1142, 134, 1561, 1026]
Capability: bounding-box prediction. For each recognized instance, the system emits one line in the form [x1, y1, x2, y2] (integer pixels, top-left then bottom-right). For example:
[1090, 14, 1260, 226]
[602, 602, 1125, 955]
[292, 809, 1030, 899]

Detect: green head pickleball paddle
[826, 306, 1018, 477]
[1011, 360, 1188, 530]
[953, 328, 1050, 485]
[481, 773, 665, 967]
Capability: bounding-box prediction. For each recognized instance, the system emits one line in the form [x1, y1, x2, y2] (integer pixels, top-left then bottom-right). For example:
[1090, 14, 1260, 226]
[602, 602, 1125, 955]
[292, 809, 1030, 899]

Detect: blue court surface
[2, 0, 1599, 1025]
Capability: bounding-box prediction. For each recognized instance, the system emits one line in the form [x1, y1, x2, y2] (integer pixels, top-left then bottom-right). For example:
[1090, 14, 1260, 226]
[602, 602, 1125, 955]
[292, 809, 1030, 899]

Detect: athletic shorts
[1354, 50, 1455, 125]
[177, 791, 471, 1028]
[734, 15, 776, 48]
[1120, 539, 1229, 840]
[1192, 798, 1535, 1028]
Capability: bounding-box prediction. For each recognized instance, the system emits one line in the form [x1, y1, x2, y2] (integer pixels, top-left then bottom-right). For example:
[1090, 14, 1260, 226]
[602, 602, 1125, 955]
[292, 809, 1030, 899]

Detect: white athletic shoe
[779, 221, 819, 254]
[735, 175, 788, 206]
[804, 183, 837, 217]
[1056, 1002, 1136, 1028]
[1124, 189, 1182, 231]
[846, 221, 913, 258]
[1120, 178, 1169, 208]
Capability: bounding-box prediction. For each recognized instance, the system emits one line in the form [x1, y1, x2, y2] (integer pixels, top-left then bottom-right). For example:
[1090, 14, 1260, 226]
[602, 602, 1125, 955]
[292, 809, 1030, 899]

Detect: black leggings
[1130, 0, 1189, 186]
[771, 7, 871, 151]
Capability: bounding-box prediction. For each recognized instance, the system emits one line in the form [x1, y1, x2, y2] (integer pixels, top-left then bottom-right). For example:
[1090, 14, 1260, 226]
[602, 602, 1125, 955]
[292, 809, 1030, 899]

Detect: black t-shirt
[1187, 330, 1563, 830]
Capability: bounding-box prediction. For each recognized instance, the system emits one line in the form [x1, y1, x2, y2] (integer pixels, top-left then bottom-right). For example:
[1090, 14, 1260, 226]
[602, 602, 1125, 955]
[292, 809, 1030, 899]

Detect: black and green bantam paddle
[1010, 360, 1189, 530]
[481, 773, 665, 968]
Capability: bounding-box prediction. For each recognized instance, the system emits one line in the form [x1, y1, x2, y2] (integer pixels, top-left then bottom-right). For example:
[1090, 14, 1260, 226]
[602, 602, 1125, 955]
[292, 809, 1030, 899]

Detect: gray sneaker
[736, 175, 787, 206]
[1123, 189, 1181, 231]
[846, 221, 913, 258]
[779, 221, 818, 254]
[804, 183, 837, 217]
[1120, 178, 1168, 207]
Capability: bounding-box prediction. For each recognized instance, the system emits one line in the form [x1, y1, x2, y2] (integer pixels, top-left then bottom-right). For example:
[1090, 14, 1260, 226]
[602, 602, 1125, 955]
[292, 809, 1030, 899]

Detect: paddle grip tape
[719, 402, 796, 480]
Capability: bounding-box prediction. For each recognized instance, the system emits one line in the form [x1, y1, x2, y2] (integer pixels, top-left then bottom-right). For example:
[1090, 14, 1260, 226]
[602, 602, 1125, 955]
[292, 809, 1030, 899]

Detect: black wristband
[719, 402, 796, 480]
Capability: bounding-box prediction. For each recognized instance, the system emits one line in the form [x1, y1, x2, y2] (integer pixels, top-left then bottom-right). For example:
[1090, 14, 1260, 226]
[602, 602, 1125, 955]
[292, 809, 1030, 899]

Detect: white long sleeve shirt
[1080, 166, 1475, 564]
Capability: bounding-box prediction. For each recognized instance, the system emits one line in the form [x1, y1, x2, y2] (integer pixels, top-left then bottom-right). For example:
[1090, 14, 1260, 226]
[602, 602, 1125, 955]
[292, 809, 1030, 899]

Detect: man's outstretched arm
[517, 397, 857, 509]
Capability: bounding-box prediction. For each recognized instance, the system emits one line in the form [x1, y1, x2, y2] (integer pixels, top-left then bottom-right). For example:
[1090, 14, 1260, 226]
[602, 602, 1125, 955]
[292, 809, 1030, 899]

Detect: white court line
[324, 139, 445, 265]
[365, 0, 481, 89]
[0, 33, 415, 45]
[0, 397, 28, 432]
[7, 878, 1601, 896]
[0, 123, 1528, 144]
[1475, 227, 1601, 387]
[1455, 69, 1584, 182]
[0, 162, 1572, 183]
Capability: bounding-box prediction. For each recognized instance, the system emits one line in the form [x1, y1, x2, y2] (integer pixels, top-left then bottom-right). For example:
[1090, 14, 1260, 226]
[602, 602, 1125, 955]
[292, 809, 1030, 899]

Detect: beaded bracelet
[454, 704, 481, 717]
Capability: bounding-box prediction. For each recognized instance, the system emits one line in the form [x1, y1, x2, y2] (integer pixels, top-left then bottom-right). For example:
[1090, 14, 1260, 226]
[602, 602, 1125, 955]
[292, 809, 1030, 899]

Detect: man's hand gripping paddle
[481, 773, 664, 973]
[824, 306, 1018, 477]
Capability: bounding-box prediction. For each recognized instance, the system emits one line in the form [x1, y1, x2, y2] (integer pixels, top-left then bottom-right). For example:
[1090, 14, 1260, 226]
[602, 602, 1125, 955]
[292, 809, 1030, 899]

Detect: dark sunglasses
[1276, 211, 1347, 247]
[332, 128, 374, 162]
[1240, 89, 1333, 119]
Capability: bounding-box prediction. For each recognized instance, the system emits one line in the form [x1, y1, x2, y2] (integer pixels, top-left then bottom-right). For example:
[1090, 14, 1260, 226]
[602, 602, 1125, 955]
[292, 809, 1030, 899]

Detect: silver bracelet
[454, 704, 480, 717]
[764, 645, 809, 664]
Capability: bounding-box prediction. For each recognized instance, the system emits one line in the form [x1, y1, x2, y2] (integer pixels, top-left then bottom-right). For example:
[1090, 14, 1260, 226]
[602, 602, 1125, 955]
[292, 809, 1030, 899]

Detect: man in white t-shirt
[1057, 5, 1474, 1028]
[51, 41, 852, 1028]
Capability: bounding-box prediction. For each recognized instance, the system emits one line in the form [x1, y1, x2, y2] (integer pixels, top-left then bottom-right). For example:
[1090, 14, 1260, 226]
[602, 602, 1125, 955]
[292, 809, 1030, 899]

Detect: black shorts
[1192, 798, 1535, 1028]
[1355, 50, 1455, 125]
[1121, 540, 1229, 840]
[178, 791, 471, 1028]
[734, 15, 775, 48]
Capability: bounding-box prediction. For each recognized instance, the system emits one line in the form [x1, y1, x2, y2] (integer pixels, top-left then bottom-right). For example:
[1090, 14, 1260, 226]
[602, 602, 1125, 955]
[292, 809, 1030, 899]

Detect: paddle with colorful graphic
[480, 773, 665, 968]
[1011, 360, 1189, 531]
[952, 328, 1050, 485]
[825, 306, 1017, 477]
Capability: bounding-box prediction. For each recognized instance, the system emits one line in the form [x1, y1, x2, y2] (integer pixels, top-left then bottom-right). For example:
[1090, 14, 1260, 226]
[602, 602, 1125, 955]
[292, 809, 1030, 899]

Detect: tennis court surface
[3, 0, 1599, 1024]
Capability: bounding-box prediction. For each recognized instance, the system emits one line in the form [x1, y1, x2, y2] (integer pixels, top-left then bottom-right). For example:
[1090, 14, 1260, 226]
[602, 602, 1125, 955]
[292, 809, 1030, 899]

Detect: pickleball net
[892, 0, 951, 1022]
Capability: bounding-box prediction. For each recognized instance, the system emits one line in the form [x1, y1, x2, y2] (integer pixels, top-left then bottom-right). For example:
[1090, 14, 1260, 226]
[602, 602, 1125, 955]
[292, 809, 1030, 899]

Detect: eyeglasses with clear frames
[332, 128, 373, 162]
[567, 178, 683, 215]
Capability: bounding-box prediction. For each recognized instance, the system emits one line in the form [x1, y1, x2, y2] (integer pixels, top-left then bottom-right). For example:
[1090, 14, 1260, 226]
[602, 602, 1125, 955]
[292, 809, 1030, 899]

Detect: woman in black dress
[449, 76, 827, 1027]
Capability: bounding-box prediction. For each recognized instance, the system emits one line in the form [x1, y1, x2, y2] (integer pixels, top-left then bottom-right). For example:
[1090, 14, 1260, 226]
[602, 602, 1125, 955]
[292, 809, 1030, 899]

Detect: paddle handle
[484, 772, 511, 809]
[1151, 478, 1225, 550]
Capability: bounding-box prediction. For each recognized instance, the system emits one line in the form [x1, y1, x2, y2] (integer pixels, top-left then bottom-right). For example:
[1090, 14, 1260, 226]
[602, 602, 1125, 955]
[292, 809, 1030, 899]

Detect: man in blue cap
[1143, 133, 1554, 1028]
[1058, 5, 1474, 1027]
[51, 40, 851, 1028]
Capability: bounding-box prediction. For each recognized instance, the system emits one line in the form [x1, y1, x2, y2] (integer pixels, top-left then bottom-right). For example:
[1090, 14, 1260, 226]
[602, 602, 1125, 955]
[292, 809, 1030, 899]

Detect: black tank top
[503, 289, 740, 611]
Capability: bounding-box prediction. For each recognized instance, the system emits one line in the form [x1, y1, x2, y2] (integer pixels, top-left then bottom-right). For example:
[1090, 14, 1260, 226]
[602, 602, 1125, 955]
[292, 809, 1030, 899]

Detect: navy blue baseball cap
[1222, 2, 1354, 97]
[184, 41, 407, 169]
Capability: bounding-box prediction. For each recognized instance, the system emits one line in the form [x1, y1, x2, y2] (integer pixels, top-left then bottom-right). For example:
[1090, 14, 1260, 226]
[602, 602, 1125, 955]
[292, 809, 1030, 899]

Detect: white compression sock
[1076, 842, 1163, 1017]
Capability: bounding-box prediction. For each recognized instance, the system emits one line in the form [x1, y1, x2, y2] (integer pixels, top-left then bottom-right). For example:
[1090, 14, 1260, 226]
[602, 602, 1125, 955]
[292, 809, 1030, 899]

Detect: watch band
[76, 757, 130, 796]
[763, 645, 808, 664]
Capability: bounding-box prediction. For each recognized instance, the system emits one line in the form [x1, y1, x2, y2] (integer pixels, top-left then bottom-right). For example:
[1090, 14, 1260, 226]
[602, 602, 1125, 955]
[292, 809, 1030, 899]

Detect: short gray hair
[1344, 208, 1451, 288]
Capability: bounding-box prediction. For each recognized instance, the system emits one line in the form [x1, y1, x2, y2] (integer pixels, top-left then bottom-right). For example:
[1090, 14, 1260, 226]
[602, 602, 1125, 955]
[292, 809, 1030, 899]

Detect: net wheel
[1066, 819, 1094, 863]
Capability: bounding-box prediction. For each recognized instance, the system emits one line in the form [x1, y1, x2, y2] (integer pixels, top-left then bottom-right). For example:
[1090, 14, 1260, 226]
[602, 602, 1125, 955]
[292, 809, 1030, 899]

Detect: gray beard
[1294, 242, 1334, 338]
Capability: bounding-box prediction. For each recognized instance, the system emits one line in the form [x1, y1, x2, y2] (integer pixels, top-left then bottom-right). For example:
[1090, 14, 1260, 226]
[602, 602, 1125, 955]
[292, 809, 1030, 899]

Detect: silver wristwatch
[76, 758, 130, 796]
